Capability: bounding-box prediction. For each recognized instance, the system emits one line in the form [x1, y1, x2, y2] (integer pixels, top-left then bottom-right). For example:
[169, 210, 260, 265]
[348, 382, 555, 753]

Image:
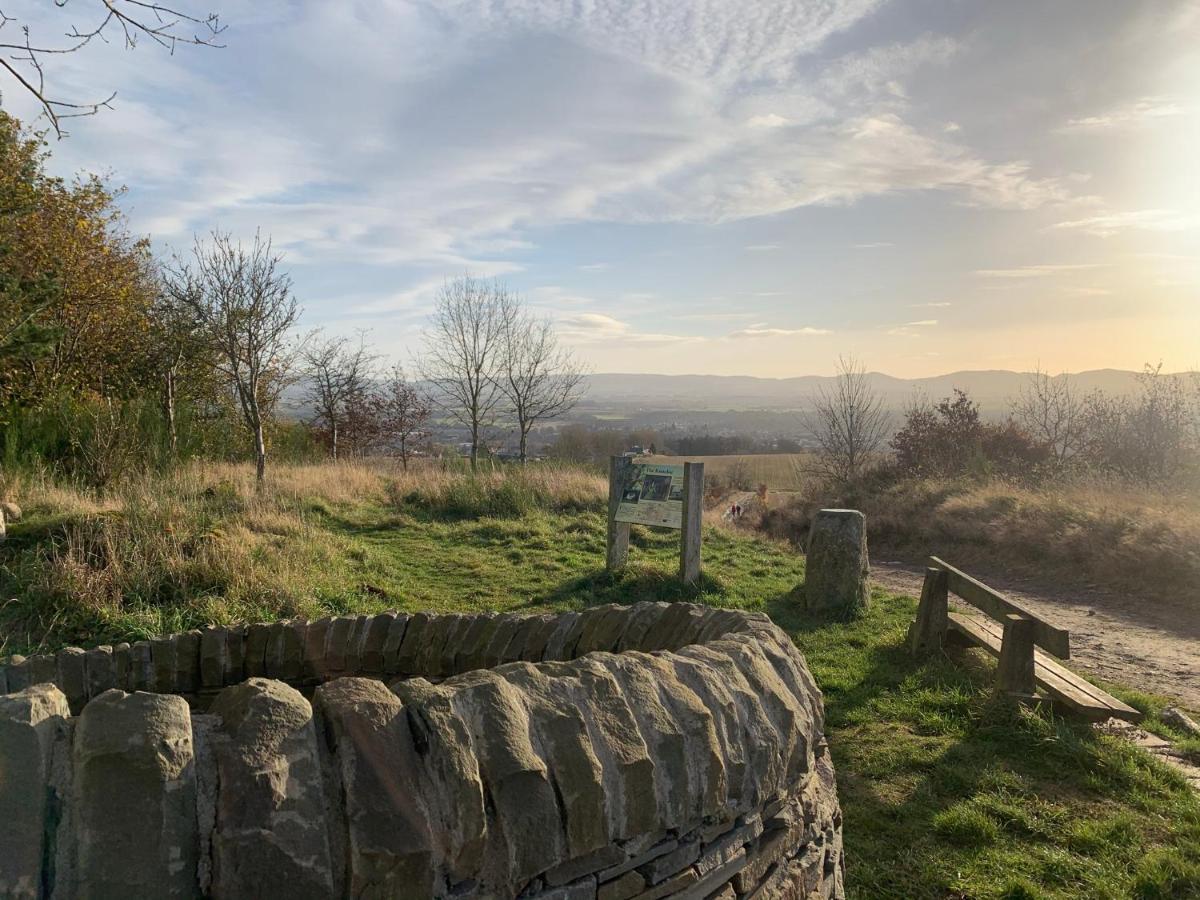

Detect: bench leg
[996, 614, 1037, 698]
[909, 567, 949, 657]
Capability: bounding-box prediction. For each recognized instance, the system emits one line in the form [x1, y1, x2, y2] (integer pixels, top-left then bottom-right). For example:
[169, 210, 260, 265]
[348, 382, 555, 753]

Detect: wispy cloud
[911, 301, 951, 308]
[1062, 97, 1185, 130]
[854, 241, 893, 248]
[1050, 209, 1200, 237]
[905, 319, 938, 326]
[974, 264, 1106, 278]
[745, 243, 781, 251]
[727, 326, 831, 338]
[558, 312, 697, 344]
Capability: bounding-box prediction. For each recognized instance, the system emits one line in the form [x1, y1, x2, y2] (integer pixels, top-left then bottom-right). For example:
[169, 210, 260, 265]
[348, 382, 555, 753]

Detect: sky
[3, 0, 1199, 378]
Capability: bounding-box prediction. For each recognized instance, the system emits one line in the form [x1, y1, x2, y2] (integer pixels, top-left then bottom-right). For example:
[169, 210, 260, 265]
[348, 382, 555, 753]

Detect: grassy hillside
[645, 453, 809, 492]
[1, 462, 1198, 899]
[760, 475, 1200, 603]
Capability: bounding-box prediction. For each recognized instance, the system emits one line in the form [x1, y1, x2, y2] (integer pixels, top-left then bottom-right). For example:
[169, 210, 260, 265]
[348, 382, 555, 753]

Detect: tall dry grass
[0, 460, 608, 649]
[759, 474, 1200, 600]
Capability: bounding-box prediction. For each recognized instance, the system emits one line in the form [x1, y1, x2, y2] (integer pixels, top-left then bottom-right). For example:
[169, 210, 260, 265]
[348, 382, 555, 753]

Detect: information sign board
[614, 462, 685, 529]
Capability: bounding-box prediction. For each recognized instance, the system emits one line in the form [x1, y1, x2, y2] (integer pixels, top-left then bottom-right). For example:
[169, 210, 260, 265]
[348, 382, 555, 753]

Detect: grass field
[645, 453, 809, 492]
[1, 461, 1198, 899]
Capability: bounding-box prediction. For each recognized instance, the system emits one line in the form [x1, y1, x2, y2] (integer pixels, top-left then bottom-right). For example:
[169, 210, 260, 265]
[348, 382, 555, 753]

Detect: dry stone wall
[0, 602, 844, 900]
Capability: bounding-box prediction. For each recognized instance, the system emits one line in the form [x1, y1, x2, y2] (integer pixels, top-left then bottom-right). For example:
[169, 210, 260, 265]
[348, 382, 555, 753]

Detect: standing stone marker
[804, 509, 870, 616]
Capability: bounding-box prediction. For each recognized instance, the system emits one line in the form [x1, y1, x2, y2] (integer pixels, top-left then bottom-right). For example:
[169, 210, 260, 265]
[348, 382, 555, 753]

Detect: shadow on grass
[761, 595, 1200, 898]
[529, 564, 727, 610]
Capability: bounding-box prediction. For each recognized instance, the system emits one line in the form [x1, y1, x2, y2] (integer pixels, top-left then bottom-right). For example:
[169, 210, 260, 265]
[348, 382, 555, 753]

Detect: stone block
[224, 627, 246, 685]
[443, 670, 567, 887]
[28, 654, 56, 687]
[390, 678, 487, 884]
[85, 645, 116, 699]
[199, 627, 226, 689]
[325, 616, 355, 673]
[151, 636, 178, 693]
[111, 643, 130, 691]
[358, 613, 394, 674]
[344, 614, 371, 674]
[804, 509, 870, 616]
[380, 613, 411, 675]
[303, 618, 331, 681]
[267, 620, 304, 681]
[175, 629, 201, 693]
[209, 678, 334, 898]
[452, 613, 497, 673]
[636, 839, 699, 885]
[72, 690, 198, 898]
[0, 684, 70, 899]
[598, 869, 646, 900]
[5, 656, 29, 692]
[243, 623, 272, 678]
[529, 875, 597, 900]
[129, 641, 153, 692]
[56, 647, 88, 712]
[313, 677, 436, 898]
[394, 611, 432, 675]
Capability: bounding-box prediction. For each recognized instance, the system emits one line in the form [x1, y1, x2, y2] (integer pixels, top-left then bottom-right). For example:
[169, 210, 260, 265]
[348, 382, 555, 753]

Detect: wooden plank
[606, 456, 631, 571]
[949, 614, 1109, 711]
[679, 462, 704, 584]
[995, 614, 1036, 697]
[930, 556, 1070, 659]
[947, 613, 1141, 722]
[909, 567, 949, 657]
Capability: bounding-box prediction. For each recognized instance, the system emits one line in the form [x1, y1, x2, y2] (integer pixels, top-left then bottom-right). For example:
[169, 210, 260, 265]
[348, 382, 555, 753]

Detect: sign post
[680, 461, 703, 584]
[606, 455, 632, 571]
[606, 456, 704, 585]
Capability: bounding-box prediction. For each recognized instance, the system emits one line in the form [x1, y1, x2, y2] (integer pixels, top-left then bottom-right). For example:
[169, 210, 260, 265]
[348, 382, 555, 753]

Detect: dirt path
[871, 561, 1200, 711]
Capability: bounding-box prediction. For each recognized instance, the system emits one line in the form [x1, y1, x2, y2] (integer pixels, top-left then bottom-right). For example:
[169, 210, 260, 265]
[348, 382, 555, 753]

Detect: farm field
[644, 452, 810, 492]
[1, 462, 1197, 899]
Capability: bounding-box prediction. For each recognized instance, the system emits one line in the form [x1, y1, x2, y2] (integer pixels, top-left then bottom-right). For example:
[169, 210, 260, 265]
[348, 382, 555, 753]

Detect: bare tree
[302, 332, 377, 462]
[804, 355, 890, 486]
[500, 306, 588, 463]
[1, 3, 224, 137]
[165, 231, 302, 484]
[1012, 366, 1085, 468]
[420, 276, 510, 472]
[374, 365, 431, 469]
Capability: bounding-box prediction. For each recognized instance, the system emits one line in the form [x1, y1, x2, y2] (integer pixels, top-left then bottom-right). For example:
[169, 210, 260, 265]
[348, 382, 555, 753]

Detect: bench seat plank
[930, 556, 1070, 659]
[946, 613, 1142, 723]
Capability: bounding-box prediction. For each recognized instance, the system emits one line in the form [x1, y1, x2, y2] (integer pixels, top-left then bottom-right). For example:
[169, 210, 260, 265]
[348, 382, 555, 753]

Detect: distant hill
[579, 369, 1161, 414]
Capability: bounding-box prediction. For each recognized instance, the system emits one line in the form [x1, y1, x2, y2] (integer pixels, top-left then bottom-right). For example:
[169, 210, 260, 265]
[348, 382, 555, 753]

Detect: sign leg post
[680, 462, 703, 584]
[606, 456, 631, 572]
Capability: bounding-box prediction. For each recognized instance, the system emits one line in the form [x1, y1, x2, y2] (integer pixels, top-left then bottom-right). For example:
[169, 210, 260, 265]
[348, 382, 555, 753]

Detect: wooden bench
[908, 556, 1142, 723]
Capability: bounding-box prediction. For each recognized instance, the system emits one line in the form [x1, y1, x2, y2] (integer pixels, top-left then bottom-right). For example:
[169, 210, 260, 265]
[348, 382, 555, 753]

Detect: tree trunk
[399, 438, 408, 470]
[254, 422, 267, 485]
[331, 421, 339, 462]
[470, 421, 479, 473]
[519, 427, 529, 464]
[164, 368, 178, 459]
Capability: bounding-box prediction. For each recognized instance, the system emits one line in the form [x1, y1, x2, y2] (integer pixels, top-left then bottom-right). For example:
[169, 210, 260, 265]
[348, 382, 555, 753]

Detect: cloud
[904, 319, 938, 326]
[854, 241, 893, 248]
[745, 243, 781, 251]
[747, 114, 790, 128]
[1062, 97, 1185, 130]
[911, 301, 951, 307]
[558, 312, 696, 344]
[1050, 209, 1200, 237]
[15, 0, 1083, 289]
[579, 263, 609, 271]
[974, 264, 1106, 278]
[727, 326, 831, 338]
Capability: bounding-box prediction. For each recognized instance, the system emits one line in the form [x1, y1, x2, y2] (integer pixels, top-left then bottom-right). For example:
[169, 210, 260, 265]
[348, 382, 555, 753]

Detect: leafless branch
[0, 2, 223, 136]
